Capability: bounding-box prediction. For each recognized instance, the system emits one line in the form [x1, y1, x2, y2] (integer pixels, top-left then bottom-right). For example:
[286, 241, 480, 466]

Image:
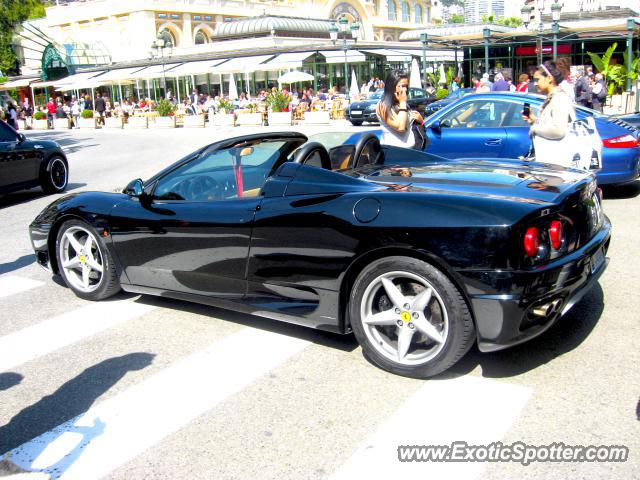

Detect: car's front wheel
[55, 220, 121, 300]
[349, 256, 475, 378]
[41, 155, 68, 194]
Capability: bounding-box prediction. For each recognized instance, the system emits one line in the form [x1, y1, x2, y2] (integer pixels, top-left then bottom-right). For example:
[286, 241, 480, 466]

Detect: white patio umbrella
[409, 58, 422, 89]
[439, 64, 447, 86]
[277, 70, 314, 85]
[349, 69, 359, 100]
[228, 74, 238, 101]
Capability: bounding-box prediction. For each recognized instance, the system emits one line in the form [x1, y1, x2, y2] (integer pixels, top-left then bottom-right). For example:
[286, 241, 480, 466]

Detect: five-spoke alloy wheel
[56, 220, 120, 300]
[41, 156, 68, 194]
[350, 256, 475, 378]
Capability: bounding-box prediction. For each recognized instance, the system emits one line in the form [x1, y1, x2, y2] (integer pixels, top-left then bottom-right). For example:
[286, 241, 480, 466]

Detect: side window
[409, 88, 425, 100]
[153, 141, 286, 202]
[0, 121, 17, 142]
[502, 102, 541, 127]
[440, 100, 509, 129]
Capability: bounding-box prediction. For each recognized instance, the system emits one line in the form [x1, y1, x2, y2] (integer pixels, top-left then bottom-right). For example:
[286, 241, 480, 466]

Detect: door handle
[485, 139, 502, 146]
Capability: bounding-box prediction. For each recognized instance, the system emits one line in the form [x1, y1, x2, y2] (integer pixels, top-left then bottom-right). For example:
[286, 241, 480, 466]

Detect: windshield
[367, 92, 383, 101]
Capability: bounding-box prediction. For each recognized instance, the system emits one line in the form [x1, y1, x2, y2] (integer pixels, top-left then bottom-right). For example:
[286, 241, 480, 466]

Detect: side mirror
[430, 120, 442, 134]
[17, 133, 26, 143]
[123, 178, 144, 197]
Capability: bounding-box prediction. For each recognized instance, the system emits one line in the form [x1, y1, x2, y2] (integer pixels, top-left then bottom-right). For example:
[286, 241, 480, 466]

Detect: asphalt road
[0, 124, 638, 480]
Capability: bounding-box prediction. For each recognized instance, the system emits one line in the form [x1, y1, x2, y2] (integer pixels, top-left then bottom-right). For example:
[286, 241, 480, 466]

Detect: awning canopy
[133, 63, 183, 79]
[213, 55, 274, 74]
[167, 59, 228, 76]
[261, 51, 316, 71]
[0, 78, 36, 90]
[361, 49, 414, 62]
[318, 50, 366, 64]
[54, 70, 106, 90]
[393, 49, 457, 61]
[30, 80, 60, 89]
[90, 66, 149, 83]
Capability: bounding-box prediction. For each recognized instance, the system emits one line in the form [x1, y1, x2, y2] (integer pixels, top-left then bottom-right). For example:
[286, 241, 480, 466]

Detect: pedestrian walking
[574, 70, 592, 108]
[523, 61, 576, 168]
[95, 93, 106, 125]
[376, 71, 424, 149]
[591, 73, 607, 112]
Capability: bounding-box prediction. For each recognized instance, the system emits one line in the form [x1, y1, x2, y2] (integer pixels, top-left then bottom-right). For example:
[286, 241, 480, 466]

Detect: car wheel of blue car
[55, 220, 121, 300]
[349, 256, 475, 378]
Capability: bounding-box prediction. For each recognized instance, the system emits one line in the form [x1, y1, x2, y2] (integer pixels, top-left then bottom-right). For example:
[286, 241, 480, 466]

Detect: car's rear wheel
[55, 220, 120, 300]
[350, 120, 363, 126]
[41, 155, 68, 194]
[349, 256, 475, 378]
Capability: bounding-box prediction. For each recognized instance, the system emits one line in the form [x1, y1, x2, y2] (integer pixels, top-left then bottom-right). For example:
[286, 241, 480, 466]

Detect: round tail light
[549, 220, 563, 250]
[524, 227, 540, 257]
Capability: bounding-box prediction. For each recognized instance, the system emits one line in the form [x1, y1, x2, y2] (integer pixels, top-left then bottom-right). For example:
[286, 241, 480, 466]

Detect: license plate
[351, 110, 363, 115]
[590, 246, 605, 274]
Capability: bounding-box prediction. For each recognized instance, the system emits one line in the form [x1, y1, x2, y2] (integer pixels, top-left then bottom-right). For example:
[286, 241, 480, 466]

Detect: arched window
[158, 29, 176, 48]
[194, 31, 208, 45]
[414, 3, 423, 23]
[401, 2, 410, 22]
[388, 1, 396, 21]
[374, 0, 379, 15]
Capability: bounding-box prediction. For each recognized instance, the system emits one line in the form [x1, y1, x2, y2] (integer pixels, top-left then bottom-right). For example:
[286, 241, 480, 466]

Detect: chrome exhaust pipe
[532, 303, 555, 317]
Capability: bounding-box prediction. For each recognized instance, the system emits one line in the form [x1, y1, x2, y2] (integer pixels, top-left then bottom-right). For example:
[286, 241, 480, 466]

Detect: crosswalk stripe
[0, 276, 44, 299]
[0, 299, 156, 372]
[330, 376, 532, 480]
[8, 327, 310, 479]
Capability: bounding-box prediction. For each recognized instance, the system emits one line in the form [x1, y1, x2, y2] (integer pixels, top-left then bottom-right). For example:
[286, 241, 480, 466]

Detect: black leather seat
[292, 141, 332, 170]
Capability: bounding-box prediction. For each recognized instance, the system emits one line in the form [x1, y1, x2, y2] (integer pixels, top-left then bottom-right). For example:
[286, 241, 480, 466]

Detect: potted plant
[53, 116, 70, 130]
[266, 89, 292, 126]
[211, 98, 235, 127]
[152, 98, 177, 128]
[32, 111, 49, 130]
[77, 109, 97, 128]
[236, 102, 262, 126]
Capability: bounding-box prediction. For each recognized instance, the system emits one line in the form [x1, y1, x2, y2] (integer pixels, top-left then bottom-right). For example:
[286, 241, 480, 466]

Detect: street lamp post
[420, 33, 428, 88]
[483, 27, 490, 75]
[627, 18, 635, 93]
[521, 0, 546, 65]
[149, 35, 173, 99]
[551, 1, 562, 60]
[330, 17, 360, 103]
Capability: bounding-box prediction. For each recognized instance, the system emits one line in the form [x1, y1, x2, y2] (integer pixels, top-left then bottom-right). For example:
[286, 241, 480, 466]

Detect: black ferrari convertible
[29, 132, 610, 378]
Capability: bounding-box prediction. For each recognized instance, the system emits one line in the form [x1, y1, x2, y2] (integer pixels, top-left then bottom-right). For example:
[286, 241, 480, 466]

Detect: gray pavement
[0, 125, 638, 480]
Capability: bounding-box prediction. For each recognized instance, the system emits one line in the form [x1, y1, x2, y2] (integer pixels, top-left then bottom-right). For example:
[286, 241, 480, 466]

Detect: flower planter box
[302, 111, 330, 125]
[77, 117, 98, 129]
[53, 118, 71, 130]
[211, 113, 235, 127]
[268, 111, 291, 126]
[183, 115, 206, 128]
[152, 116, 177, 128]
[32, 119, 49, 130]
[104, 116, 124, 129]
[235, 112, 263, 126]
[125, 116, 148, 129]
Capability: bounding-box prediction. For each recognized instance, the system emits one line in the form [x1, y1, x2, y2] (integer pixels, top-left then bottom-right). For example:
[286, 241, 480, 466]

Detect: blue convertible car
[422, 92, 640, 185]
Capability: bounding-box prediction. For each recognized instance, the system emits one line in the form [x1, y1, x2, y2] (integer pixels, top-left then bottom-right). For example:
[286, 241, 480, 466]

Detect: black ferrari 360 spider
[29, 131, 610, 377]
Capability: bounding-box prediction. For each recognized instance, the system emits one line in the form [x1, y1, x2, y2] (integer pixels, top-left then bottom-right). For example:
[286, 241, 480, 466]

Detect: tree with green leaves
[449, 14, 465, 23]
[588, 43, 628, 95]
[0, 0, 48, 76]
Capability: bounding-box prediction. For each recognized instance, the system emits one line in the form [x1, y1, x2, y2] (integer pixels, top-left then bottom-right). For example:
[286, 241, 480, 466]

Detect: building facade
[464, 0, 505, 23]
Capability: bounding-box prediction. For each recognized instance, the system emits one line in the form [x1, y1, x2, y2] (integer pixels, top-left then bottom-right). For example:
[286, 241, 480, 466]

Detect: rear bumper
[459, 219, 611, 352]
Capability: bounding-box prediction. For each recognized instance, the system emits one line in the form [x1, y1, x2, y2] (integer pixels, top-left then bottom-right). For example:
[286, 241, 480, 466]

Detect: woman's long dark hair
[380, 70, 408, 119]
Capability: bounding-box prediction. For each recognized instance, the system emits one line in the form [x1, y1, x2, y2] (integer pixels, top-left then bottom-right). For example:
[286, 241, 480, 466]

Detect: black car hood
[358, 159, 593, 204]
[350, 99, 378, 110]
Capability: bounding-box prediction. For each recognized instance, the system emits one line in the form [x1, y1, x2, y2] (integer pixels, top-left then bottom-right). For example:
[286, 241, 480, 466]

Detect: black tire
[55, 219, 121, 300]
[41, 155, 68, 194]
[349, 256, 475, 378]
[350, 120, 363, 126]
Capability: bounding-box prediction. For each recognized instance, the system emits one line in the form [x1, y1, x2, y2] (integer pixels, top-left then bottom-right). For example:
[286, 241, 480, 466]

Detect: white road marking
[330, 376, 532, 480]
[0, 276, 44, 299]
[0, 299, 155, 372]
[8, 327, 310, 479]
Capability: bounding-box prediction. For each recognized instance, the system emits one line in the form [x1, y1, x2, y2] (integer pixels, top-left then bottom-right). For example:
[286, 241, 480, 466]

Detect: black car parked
[0, 120, 68, 195]
[347, 88, 436, 125]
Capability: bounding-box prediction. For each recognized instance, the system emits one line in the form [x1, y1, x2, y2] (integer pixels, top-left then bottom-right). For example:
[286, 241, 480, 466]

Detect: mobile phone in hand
[523, 102, 531, 118]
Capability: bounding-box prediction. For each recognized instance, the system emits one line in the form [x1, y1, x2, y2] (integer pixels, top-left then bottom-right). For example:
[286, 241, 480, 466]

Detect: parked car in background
[423, 87, 475, 117]
[30, 131, 610, 378]
[347, 88, 436, 126]
[422, 92, 640, 185]
[0, 120, 69, 195]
